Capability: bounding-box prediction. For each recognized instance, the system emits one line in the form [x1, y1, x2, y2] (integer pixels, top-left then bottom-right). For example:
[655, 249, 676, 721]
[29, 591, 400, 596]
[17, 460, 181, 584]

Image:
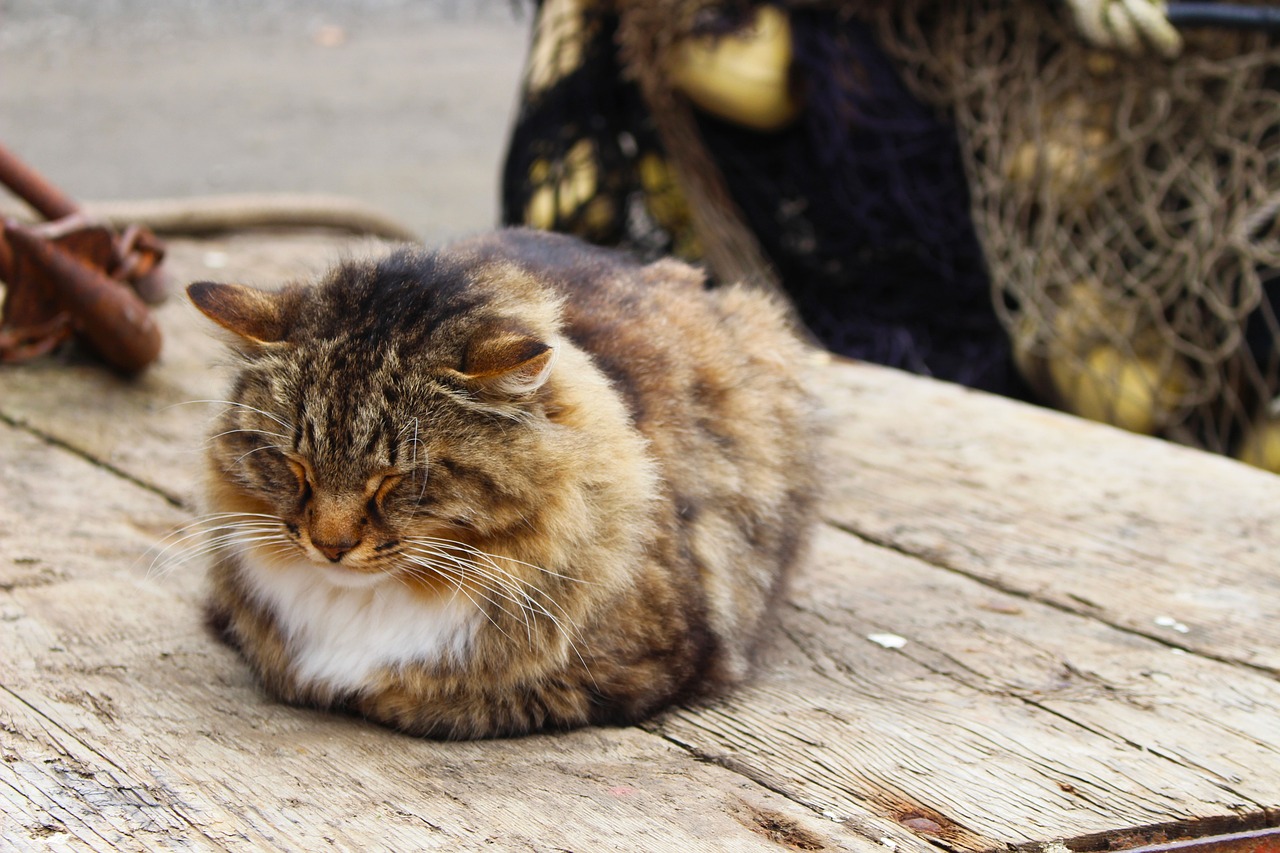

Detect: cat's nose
[314, 538, 360, 563]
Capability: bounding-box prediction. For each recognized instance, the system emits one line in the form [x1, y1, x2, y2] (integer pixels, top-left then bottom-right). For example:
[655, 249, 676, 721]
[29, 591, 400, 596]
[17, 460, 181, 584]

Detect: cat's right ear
[459, 328, 557, 397]
[188, 282, 299, 347]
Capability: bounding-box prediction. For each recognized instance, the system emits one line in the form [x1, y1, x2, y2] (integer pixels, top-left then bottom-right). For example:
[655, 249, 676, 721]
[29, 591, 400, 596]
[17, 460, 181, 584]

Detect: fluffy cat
[189, 228, 817, 739]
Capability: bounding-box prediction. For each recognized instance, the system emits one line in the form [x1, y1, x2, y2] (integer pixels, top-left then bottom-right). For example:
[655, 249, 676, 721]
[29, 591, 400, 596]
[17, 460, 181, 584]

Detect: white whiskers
[394, 416, 431, 507]
[232, 443, 291, 466]
[206, 426, 293, 448]
[396, 536, 594, 680]
[169, 398, 297, 435]
[147, 511, 293, 579]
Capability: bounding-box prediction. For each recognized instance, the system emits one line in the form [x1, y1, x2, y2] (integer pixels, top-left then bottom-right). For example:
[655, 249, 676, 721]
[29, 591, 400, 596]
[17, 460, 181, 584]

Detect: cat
[188, 228, 818, 739]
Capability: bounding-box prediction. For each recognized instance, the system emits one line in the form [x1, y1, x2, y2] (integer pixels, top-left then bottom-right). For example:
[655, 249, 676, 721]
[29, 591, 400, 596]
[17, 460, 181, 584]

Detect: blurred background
[0, 0, 529, 242]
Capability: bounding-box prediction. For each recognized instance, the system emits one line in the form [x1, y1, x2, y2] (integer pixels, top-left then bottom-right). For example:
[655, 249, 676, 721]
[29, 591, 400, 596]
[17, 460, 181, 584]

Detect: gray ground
[0, 0, 531, 243]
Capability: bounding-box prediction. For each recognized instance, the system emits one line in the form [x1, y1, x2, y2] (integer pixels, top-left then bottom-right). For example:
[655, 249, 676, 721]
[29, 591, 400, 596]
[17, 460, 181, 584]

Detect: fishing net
[863, 1, 1280, 460]
[502, 0, 1280, 464]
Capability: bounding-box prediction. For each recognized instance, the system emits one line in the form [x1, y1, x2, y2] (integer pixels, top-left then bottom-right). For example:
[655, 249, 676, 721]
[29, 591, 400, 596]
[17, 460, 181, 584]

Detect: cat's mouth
[303, 551, 454, 599]
[297, 540, 395, 584]
[226, 530, 395, 589]
[283, 530, 401, 588]
[283, 524, 467, 598]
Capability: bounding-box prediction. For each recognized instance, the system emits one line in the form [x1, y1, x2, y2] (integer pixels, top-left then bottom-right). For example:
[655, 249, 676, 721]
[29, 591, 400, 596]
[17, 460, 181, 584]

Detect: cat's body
[191, 229, 817, 739]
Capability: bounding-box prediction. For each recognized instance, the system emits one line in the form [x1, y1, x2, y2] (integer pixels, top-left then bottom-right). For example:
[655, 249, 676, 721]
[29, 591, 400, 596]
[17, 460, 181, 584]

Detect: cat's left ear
[460, 327, 557, 396]
[187, 282, 300, 347]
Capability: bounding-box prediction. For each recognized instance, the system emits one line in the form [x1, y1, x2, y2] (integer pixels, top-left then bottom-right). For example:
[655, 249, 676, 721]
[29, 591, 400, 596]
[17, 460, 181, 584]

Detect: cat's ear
[187, 282, 299, 346]
[460, 328, 557, 396]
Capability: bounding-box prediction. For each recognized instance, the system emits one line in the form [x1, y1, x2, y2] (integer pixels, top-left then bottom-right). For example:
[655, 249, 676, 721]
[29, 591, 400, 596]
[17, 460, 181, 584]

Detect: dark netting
[694, 7, 1024, 394]
[502, 0, 1027, 396]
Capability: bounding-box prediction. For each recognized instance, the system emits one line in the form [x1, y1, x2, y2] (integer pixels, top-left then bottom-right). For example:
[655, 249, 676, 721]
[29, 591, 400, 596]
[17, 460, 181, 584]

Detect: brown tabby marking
[189, 228, 817, 739]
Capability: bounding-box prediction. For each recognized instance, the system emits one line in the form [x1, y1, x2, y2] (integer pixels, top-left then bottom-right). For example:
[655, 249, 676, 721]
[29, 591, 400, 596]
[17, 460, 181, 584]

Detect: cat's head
[188, 248, 568, 590]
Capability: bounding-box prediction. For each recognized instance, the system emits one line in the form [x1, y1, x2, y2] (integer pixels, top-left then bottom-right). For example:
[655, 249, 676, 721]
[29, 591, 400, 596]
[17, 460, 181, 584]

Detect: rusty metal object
[0, 140, 80, 221]
[0, 226, 13, 282]
[0, 141, 166, 371]
[4, 224, 161, 373]
[1119, 827, 1280, 853]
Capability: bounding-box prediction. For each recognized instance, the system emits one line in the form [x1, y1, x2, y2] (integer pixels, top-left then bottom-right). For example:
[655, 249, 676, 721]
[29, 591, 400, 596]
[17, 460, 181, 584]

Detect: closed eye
[368, 470, 405, 511]
[283, 455, 313, 500]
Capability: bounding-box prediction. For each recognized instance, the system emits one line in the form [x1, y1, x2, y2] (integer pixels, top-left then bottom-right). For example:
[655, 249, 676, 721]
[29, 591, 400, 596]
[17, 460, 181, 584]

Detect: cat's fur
[190, 228, 817, 739]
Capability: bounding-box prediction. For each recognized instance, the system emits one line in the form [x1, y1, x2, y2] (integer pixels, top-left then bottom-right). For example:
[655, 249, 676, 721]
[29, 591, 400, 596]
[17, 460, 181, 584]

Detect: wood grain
[655, 522, 1280, 848]
[810, 361, 1280, 675]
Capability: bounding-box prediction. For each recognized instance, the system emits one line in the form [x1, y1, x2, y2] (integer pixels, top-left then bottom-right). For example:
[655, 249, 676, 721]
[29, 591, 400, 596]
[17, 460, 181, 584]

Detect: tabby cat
[189, 228, 817, 739]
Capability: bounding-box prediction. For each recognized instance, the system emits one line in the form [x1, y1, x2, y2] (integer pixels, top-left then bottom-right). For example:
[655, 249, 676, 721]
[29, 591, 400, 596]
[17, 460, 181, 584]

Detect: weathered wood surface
[3, 232, 1280, 851]
[653, 366, 1280, 849]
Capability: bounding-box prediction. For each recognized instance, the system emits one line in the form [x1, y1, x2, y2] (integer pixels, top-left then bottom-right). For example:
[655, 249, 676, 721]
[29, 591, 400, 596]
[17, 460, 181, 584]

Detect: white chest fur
[234, 545, 480, 694]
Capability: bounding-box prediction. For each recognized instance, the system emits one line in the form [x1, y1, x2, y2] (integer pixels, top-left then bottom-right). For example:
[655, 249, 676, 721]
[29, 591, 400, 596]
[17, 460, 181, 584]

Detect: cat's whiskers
[398, 546, 544, 639]
[398, 542, 590, 666]
[159, 527, 289, 573]
[168, 399, 297, 434]
[399, 560, 517, 643]
[148, 512, 292, 578]
[148, 514, 262, 571]
[179, 510, 285, 522]
[254, 541, 303, 562]
[445, 569, 535, 645]
[405, 546, 566, 633]
[206, 426, 293, 447]
[413, 464, 431, 509]
[391, 417, 434, 509]
[408, 535, 593, 585]
[400, 540, 587, 645]
[396, 417, 423, 463]
[442, 556, 596, 688]
[232, 443, 291, 466]
[398, 549, 534, 626]
[442, 557, 550, 643]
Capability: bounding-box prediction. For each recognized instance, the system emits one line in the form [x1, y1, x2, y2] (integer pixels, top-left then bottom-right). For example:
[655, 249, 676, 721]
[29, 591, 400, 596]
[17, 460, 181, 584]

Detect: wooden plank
[2, 684, 905, 853]
[655, 523, 1280, 850]
[0, 417, 918, 852]
[807, 533, 1280, 804]
[809, 359, 1280, 675]
[650, 361, 1280, 847]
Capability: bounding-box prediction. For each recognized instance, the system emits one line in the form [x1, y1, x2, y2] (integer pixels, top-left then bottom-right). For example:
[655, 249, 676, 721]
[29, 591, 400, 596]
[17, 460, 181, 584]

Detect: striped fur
[190, 228, 817, 739]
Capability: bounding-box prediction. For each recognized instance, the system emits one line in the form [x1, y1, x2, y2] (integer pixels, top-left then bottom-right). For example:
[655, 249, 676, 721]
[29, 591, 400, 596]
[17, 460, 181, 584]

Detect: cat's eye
[369, 471, 404, 507]
[284, 455, 312, 498]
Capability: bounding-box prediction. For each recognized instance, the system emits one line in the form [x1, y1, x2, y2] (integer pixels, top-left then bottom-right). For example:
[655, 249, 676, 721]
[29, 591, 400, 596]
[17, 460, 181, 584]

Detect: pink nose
[314, 539, 359, 563]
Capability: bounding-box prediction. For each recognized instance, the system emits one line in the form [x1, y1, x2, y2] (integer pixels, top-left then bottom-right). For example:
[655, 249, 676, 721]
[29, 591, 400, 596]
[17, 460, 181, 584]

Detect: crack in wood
[821, 519, 1280, 681]
[788, 593, 1270, 811]
[647, 724, 965, 853]
[0, 410, 188, 510]
[1042, 813, 1280, 853]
